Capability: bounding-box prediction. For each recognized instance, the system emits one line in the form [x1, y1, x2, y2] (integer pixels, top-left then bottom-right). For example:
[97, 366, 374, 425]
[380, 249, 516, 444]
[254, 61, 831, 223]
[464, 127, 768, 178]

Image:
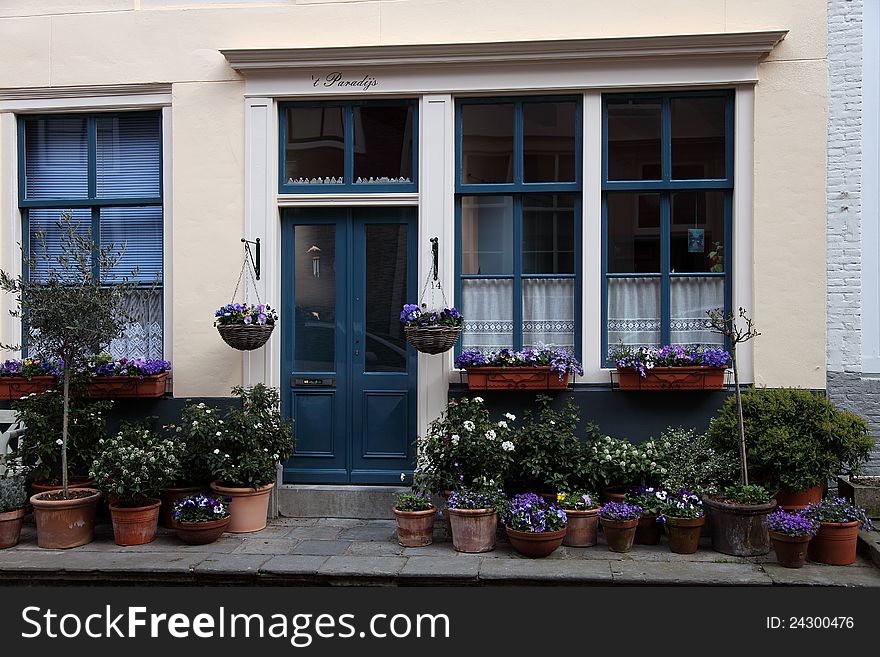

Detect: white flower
[56, 439, 62, 446]
[504, 413, 516, 421]
[215, 431, 222, 437]
[197, 403, 206, 409]
[463, 420, 475, 432]
[451, 434, 460, 445]
[474, 397, 484, 403]
[485, 430, 496, 441]
[501, 441, 514, 452]
[224, 454, 230, 458]
[400, 472, 406, 482]
[213, 449, 220, 454]
[205, 409, 212, 414]
[549, 420, 556, 425]
[497, 420, 508, 429]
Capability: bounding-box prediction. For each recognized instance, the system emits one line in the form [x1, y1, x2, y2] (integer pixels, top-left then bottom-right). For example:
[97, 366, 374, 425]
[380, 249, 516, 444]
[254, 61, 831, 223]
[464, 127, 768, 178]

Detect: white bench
[0, 409, 25, 476]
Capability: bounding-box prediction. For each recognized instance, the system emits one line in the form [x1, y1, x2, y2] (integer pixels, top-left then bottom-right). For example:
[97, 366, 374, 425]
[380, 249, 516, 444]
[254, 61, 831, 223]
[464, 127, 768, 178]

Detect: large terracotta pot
[160, 485, 210, 528]
[393, 506, 437, 547]
[635, 513, 661, 545]
[447, 507, 497, 553]
[769, 531, 813, 569]
[506, 526, 567, 558]
[109, 499, 161, 546]
[703, 495, 776, 556]
[31, 488, 101, 549]
[774, 485, 823, 511]
[562, 508, 600, 547]
[0, 508, 26, 549]
[601, 486, 630, 504]
[31, 477, 95, 494]
[600, 516, 638, 553]
[664, 515, 705, 554]
[807, 521, 860, 566]
[174, 516, 231, 545]
[210, 481, 274, 533]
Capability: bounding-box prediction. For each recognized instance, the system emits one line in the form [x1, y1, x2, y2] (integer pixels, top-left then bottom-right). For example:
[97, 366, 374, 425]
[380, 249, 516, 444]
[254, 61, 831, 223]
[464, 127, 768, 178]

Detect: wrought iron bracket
[242, 237, 261, 281]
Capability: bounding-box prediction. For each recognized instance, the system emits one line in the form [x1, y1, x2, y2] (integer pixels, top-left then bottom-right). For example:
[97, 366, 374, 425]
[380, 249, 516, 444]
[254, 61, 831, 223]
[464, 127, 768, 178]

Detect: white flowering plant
[167, 398, 231, 486]
[585, 435, 667, 488]
[656, 427, 737, 497]
[90, 422, 182, 507]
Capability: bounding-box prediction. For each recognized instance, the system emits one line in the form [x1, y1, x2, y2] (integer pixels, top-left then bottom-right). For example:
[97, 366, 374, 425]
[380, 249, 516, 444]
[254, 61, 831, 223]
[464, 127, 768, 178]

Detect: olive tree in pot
[0, 213, 137, 549]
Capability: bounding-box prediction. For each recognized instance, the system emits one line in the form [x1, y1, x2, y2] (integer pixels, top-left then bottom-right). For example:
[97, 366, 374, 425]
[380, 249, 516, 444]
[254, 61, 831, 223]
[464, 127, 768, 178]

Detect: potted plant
[446, 479, 506, 553]
[392, 488, 437, 547]
[657, 490, 705, 554]
[0, 476, 28, 549]
[837, 475, 880, 520]
[400, 303, 463, 355]
[503, 493, 568, 558]
[214, 302, 278, 351]
[557, 490, 601, 547]
[0, 358, 59, 399]
[90, 423, 182, 546]
[171, 493, 232, 545]
[611, 344, 730, 391]
[764, 509, 819, 569]
[801, 497, 874, 566]
[598, 501, 642, 553]
[206, 384, 295, 533]
[454, 347, 583, 391]
[625, 486, 667, 545]
[585, 434, 667, 503]
[85, 353, 171, 399]
[657, 427, 738, 499]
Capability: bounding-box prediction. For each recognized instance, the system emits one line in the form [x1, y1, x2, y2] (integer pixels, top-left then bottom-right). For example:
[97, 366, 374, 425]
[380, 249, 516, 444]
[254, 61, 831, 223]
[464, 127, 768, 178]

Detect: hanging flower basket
[214, 303, 278, 352]
[611, 344, 730, 391]
[217, 323, 275, 351]
[400, 304, 463, 355]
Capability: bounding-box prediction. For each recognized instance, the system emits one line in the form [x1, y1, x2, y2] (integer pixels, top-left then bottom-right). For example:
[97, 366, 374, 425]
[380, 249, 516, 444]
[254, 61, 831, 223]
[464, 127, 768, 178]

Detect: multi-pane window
[279, 100, 417, 193]
[602, 92, 732, 361]
[456, 97, 581, 355]
[18, 112, 164, 359]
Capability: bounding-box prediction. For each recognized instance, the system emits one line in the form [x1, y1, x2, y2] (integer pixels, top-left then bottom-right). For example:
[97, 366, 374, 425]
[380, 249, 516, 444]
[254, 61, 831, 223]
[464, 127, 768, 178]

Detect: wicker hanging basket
[217, 323, 275, 351]
[404, 324, 462, 355]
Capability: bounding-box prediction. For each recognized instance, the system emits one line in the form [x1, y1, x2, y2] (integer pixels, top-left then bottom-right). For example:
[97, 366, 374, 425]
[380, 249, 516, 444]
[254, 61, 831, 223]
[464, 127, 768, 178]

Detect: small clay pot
[769, 531, 812, 568]
[393, 506, 437, 547]
[506, 525, 567, 558]
[600, 516, 638, 553]
[447, 507, 497, 553]
[210, 481, 274, 533]
[562, 508, 600, 547]
[174, 516, 231, 545]
[31, 488, 101, 549]
[109, 499, 161, 546]
[635, 513, 661, 545]
[808, 521, 860, 566]
[664, 515, 705, 554]
[601, 486, 630, 504]
[0, 508, 26, 549]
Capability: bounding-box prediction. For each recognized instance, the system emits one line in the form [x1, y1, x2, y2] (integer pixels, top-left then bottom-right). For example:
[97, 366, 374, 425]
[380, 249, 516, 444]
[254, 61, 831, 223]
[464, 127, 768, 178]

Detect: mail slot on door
[292, 377, 336, 387]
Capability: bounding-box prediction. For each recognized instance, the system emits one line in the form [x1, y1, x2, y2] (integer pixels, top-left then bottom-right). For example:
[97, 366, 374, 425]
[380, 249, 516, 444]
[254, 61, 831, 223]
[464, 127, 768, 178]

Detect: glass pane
[461, 195, 514, 274]
[353, 105, 414, 185]
[27, 208, 92, 282]
[607, 277, 660, 349]
[461, 103, 514, 184]
[96, 113, 161, 198]
[523, 101, 576, 182]
[108, 288, 164, 360]
[606, 99, 661, 181]
[294, 224, 336, 371]
[100, 206, 163, 284]
[671, 191, 726, 273]
[522, 193, 575, 274]
[523, 278, 574, 350]
[24, 116, 88, 199]
[671, 97, 727, 179]
[461, 278, 513, 352]
[606, 192, 660, 273]
[364, 224, 408, 373]
[671, 276, 725, 346]
[284, 106, 344, 185]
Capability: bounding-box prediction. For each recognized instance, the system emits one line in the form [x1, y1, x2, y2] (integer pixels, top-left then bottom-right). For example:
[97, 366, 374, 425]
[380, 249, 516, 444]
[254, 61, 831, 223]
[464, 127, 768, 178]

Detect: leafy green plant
[656, 427, 738, 497]
[585, 434, 666, 488]
[625, 486, 669, 515]
[657, 490, 704, 520]
[721, 484, 771, 505]
[394, 490, 434, 512]
[707, 387, 874, 492]
[165, 400, 230, 486]
[0, 476, 27, 513]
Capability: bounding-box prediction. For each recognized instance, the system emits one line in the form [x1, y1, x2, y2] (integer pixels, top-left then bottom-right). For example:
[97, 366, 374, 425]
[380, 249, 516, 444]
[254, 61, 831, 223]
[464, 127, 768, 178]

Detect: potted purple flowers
[171, 493, 232, 545]
[455, 347, 583, 391]
[611, 344, 730, 391]
[657, 490, 705, 554]
[400, 303, 463, 355]
[503, 493, 568, 558]
[0, 359, 60, 399]
[85, 353, 171, 398]
[598, 501, 642, 553]
[214, 302, 278, 351]
[557, 490, 601, 547]
[446, 480, 505, 553]
[801, 497, 874, 566]
[392, 489, 437, 547]
[765, 510, 819, 569]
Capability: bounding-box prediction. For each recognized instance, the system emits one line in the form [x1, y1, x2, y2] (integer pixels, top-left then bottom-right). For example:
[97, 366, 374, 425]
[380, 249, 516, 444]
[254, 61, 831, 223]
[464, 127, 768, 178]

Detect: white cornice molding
[222, 31, 788, 72]
[0, 83, 172, 102]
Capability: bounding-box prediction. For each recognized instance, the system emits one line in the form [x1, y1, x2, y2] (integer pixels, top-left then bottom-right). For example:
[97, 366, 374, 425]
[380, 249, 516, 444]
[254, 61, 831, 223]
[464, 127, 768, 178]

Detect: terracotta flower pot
[664, 515, 705, 554]
[393, 506, 437, 547]
[635, 513, 661, 545]
[769, 531, 813, 569]
[601, 486, 630, 504]
[506, 525, 567, 558]
[109, 499, 161, 546]
[210, 481, 274, 533]
[807, 521, 860, 566]
[600, 516, 638, 553]
[30, 488, 101, 549]
[562, 508, 600, 547]
[173, 516, 231, 545]
[31, 477, 95, 494]
[0, 508, 26, 549]
[160, 485, 210, 528]
[447, 507, 497, 553]
[703, 495, 776, 556]
[773, 485, 823, 511]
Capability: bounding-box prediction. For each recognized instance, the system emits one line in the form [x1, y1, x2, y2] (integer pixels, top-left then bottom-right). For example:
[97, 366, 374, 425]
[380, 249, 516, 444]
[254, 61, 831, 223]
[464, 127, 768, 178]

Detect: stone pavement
[1, 517, 879, 586]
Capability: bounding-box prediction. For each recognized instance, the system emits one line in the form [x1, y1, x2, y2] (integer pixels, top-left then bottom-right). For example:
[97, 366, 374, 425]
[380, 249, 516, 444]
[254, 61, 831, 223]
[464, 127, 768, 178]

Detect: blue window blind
[24, 117, 89, 200]
[27, 208, 92, 283]
[100, 206, 163, 284]
[96, 114, 162, 198]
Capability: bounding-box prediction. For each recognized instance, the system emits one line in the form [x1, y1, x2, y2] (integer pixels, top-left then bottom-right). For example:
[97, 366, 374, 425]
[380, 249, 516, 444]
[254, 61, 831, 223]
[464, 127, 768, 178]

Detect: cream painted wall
[0, 0, 828, 392]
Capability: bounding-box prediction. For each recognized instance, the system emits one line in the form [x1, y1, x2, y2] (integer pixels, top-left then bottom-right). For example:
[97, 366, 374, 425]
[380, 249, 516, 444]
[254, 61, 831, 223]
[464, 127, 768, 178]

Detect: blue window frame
[601, 91, 734, 364]
[278, 99, 418, 194]
[455, 96, 582, 357]
[17, 111, 164, 359]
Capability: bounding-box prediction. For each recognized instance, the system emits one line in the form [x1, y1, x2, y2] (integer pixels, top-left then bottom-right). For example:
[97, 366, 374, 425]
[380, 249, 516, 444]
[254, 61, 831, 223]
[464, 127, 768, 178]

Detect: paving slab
[762, 563, 880, 587]
[338, 525, 397, 542]
[260, 555, 330, 578]
[314, 518, 367, 529]
[610, 560, 772, 586]
[233, 538, 300, 555]
[285, 526, 344, 540]
[399, 556, 480, 581]
[346, 541, 404, 557]
[292, 540, 353, 556]
[317, 556, 407, 580]
[479, 558, 613, 583]
[194, 554, 272, 576]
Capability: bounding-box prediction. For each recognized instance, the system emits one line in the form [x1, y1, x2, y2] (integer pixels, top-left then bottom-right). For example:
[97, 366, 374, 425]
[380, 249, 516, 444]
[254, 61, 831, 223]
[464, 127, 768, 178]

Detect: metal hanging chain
[418, 237, 449, 309]
[230, 242, 263, 306]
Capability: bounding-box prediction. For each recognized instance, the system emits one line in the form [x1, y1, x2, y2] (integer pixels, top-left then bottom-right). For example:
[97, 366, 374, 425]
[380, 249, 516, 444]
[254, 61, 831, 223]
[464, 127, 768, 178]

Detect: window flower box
[464, 366, 570, 391]
[0, 359, 60, 399]
[84, 356, 171, 399]
[616, 366, 726, 391]
[455, 348, 582, 392]
[611, 344, 730, 391]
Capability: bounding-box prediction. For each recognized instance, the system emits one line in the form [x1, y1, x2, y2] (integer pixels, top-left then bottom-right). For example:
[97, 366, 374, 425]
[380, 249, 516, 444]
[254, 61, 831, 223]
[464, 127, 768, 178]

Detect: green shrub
[721, 484, 771, 505]
[657, 427, 738, 497]
[707, 387, 874, 492]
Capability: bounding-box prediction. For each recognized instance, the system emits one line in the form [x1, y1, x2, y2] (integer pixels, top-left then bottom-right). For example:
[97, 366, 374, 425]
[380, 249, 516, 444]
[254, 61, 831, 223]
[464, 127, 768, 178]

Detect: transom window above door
[279, 100, 418, 193]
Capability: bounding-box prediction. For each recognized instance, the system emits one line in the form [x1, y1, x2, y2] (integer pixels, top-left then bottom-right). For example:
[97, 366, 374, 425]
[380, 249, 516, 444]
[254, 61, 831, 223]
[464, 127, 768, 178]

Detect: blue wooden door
[281, 207, 417, 484]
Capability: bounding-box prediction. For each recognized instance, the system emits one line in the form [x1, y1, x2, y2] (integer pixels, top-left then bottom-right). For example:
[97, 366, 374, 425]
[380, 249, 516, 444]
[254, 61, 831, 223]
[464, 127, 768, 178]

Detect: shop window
[19, 111, 164, 360]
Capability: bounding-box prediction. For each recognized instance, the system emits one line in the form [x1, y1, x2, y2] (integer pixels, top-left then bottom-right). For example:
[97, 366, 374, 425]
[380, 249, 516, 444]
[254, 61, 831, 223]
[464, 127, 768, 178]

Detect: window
[455, 97, 582, 355]
[18, 111, 164, 359]
[279, 100, 417, 193]
[602, 92, 732, 362]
